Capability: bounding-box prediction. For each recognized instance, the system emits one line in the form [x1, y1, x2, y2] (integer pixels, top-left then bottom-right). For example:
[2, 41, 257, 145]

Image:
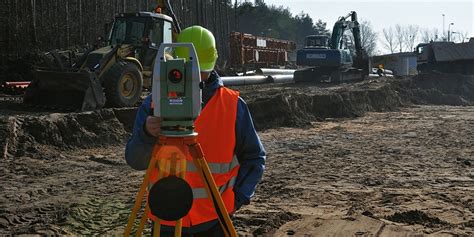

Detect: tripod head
[152, 43, 201, 136]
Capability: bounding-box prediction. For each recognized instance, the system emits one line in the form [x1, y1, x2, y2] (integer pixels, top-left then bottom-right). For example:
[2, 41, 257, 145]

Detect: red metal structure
[229, 32, 296, 70]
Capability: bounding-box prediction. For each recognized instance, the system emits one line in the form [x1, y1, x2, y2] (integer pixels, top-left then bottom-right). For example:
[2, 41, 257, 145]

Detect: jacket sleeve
[233, 97, 266, 210]
[125, 95, 157, 170]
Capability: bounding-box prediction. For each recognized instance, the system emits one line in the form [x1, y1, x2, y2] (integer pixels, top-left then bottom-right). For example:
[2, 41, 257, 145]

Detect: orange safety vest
[149, 86, 240, 227]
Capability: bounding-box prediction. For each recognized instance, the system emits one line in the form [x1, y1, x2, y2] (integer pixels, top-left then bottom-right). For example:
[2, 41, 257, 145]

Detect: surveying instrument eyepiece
[125, 43, 237, 237]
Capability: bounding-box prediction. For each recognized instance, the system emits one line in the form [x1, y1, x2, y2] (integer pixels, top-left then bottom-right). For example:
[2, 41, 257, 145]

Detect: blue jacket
[125, 71, 266, 215]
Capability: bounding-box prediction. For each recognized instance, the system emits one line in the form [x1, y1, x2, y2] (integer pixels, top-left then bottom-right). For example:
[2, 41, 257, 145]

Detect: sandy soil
[1, 105, 472, 236]
[1, 74, 473, 236]
[241, 105, 473, 236]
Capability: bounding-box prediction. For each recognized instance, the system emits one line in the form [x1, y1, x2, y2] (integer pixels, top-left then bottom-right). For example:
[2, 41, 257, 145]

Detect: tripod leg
[136, 204, 151, 237]
[124, 144, 161, 236]
[153, 221, 161, 237]
[174, 220, 182, 237]
[173, 155, 188, 237]
[189, 143, 237, 237]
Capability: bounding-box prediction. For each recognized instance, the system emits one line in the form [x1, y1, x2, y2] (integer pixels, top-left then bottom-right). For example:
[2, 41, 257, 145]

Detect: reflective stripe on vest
[150, 155, 239, 197]
[186, 155, 239, 174]
[192, 176, 237, 199]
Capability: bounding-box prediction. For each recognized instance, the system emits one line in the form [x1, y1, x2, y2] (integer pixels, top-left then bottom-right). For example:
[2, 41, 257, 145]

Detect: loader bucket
[24, 69, 105, 111]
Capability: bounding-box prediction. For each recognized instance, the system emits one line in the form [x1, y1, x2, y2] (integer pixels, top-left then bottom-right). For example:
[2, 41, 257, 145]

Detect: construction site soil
[1, 73, 473, 236]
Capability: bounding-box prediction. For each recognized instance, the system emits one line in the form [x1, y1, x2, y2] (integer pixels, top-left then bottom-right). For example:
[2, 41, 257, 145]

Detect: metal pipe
[236, 70, 257, 76]
[255, 68, 296, 76]
[369, 74, 394, 78]
[221, 75, 269, 86]
[268, 74, 294, 83]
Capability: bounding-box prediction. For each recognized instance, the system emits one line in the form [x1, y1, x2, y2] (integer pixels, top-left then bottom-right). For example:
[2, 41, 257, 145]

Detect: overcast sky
[263, 0, 473, 53]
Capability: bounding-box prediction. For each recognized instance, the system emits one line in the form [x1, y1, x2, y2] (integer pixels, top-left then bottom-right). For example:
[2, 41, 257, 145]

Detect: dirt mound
[0, 109, 136, 158]
[239, 81, 402, 130]
[235, 73, 474, 130]
[386, 210, 449, 228]
[395, 73, 474, 105]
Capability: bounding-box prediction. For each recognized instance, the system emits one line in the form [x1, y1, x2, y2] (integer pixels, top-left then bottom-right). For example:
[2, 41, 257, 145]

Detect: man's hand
[144, 116, 162, 137]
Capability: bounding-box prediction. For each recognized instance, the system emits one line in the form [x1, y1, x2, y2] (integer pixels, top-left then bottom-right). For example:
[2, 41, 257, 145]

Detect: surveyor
[125, 25, 266, 236]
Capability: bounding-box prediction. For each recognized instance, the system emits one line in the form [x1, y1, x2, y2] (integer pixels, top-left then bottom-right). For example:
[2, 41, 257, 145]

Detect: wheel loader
[25, 2, 180, 111]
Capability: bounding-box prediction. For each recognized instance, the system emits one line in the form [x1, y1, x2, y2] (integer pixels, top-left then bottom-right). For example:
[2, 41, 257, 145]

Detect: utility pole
[448, 22, 454, 42]
[442, 14, 445, 40]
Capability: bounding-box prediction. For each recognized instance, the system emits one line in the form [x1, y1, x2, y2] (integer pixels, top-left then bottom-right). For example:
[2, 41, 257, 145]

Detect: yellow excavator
[24, 0, 180, 110]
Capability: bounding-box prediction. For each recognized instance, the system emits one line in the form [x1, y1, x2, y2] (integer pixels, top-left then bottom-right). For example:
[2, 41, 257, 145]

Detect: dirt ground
[1, 74, 473, 236]
[241, 105, 473, 236]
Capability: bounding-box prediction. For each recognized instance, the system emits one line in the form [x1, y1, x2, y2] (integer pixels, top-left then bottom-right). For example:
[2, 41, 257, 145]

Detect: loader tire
[103, 61, 143, 107]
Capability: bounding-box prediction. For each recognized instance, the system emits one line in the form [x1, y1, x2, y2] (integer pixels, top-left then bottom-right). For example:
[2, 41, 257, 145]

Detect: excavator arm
[329, 11, 366, 67]
[330, 11, 362, 53]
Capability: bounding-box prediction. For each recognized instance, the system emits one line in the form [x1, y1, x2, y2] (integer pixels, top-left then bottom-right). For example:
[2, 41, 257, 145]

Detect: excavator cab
[25, 12, 174, 111]
[305, 35, 330, 49]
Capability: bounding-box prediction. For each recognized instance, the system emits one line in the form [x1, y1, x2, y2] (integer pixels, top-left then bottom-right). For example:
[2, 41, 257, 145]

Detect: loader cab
[305, 35, 330, 49]
[109, 12, 173, 68]
[109, 12, 173, 47]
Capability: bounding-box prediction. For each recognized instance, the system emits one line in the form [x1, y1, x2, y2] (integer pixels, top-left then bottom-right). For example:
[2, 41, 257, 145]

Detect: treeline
[235, 2, 329, 48]
[0, 1, 327, 66]
[1, 0, 152, 54]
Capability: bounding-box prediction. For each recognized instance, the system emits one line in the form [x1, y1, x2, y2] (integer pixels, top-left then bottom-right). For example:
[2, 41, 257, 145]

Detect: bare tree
[421, 28, 439, 43]
[381, 26, 396, 53]
[358, 19, 377, 56]
[394, 24, 405, 52]
[404, 24, 419, 52]
[453, 31, 470, 43]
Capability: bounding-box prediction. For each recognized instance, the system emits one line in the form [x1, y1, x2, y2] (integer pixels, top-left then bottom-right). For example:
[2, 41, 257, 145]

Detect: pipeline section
[220, 75, 270, 86]
[255, 68, 295, 76]
[224, 68, 296, 86]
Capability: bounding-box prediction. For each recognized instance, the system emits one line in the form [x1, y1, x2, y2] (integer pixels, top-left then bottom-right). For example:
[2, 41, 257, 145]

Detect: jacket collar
[201, 71, 223, 105]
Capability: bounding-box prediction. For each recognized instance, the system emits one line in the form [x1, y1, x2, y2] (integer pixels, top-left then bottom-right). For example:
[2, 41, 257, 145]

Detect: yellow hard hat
[175, 26, 218, 72]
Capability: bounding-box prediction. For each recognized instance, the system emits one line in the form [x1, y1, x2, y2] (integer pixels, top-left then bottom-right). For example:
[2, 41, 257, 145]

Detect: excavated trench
[1, 73, 473, 159]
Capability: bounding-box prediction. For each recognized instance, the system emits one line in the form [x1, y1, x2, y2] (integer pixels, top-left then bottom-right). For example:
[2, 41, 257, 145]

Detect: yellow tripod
[124, 134, 237, 237]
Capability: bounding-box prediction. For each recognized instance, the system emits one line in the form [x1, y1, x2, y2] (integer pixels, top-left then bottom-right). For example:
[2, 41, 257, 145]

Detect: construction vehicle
[24, 0, 180, 110]
[293, 11, 370, 83]
[415, 38, 474, 75]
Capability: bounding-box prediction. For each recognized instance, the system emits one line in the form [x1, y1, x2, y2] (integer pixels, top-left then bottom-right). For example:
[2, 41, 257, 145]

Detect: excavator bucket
[24, 69, 105, 111]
